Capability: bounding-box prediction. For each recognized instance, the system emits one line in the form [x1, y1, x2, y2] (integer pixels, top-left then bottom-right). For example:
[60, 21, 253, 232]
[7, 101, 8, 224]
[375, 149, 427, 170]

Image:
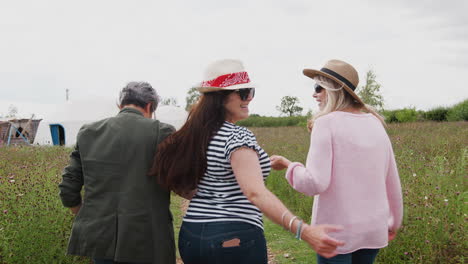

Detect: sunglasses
[314, 84, 324, 93]
[235, 88, 255, 101]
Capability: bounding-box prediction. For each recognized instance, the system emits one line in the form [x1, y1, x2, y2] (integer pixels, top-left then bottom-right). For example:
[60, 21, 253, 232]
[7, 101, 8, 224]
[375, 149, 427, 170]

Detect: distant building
[0, 118, 42, 146]
[1, 99, 188, 147]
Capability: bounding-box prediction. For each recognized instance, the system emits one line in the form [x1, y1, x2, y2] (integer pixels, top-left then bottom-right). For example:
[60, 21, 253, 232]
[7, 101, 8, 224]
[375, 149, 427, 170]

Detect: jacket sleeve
[386, 145, 403, 231]
[157, 122, 176, 145]
[285, 118, 333, 196]
[58, 142, 84, 208]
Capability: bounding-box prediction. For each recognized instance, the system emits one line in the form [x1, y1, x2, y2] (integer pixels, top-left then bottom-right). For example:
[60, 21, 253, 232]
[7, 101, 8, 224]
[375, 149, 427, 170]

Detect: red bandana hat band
[201, 71, 251, 88]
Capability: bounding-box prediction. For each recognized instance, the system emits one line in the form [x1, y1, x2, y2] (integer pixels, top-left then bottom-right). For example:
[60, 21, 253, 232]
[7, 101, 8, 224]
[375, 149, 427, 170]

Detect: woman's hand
[388, 230, 397, 241]
[270, 155, 291, 170]
[300, 224, 345, 259]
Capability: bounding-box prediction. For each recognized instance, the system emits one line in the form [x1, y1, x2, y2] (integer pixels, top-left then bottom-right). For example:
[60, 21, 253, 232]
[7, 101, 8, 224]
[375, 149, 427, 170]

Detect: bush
[447, 99, 468, 121]
[381, 108, 418, 123]
[237, 115, 308, 127]
[395, 108, 418, 123]
[423, 107, 449, 121]
[381, 110, 398, 123]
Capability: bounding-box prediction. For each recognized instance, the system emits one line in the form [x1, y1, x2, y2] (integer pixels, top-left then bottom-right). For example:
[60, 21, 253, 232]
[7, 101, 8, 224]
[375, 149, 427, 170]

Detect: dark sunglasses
[314, 84, 324, 93]
[235, 88, 255, 101]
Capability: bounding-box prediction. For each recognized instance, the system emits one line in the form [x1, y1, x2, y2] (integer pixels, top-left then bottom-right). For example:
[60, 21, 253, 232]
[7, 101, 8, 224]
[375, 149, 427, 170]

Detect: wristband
[295, 220, 303, 240]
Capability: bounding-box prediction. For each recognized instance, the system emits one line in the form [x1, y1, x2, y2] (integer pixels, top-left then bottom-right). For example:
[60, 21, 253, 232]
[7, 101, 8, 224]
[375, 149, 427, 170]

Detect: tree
[276, 96, 303, 116]
[6, 105, 18, 118]
[357, 70, 384, 110]
[185, 87, 200, 111]
[161, 97, 178, 107]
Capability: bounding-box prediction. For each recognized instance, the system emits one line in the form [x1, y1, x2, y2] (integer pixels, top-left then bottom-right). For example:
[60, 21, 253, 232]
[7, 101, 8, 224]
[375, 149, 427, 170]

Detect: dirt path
[177, 199, 277, 264]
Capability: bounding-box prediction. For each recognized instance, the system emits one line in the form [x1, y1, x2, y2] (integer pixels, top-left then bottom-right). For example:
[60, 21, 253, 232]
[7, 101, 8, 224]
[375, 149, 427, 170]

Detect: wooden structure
[0, 118, 42, 146]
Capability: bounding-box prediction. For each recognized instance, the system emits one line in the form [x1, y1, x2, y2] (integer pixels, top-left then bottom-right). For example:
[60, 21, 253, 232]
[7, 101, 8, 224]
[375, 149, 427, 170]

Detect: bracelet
[299, 223, 306, 240]
[281, 210, 289, 230]
[288, 216, 298, 232]
[295, 220, 303, 240]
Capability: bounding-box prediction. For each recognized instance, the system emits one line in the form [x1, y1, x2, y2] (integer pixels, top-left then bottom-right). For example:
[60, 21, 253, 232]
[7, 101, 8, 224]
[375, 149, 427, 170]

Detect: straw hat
[194, 59, 254, 93]
[303, 59, 363, 105]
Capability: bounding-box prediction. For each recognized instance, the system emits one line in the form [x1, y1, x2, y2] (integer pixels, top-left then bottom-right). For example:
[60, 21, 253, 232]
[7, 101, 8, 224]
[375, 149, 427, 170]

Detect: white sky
[1, 0, 467, 117]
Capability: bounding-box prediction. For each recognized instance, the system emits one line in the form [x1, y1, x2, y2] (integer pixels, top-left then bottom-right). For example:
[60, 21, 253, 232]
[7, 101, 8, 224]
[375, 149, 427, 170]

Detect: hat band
[321, 68, 356, 91]
[201, 71, 250, 88]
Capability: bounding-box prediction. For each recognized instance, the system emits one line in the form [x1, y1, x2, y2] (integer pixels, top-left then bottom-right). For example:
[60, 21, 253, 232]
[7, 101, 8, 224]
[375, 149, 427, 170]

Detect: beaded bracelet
[295, 220, 303, 240]
[288, 216, 298, 232]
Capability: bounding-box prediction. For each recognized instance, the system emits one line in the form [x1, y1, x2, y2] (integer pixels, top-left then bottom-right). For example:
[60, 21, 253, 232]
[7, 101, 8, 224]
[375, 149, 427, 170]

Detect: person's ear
[144, 103, 153, 118]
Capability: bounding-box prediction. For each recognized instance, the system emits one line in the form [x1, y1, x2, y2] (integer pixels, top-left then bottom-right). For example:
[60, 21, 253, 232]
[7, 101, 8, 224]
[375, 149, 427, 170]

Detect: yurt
[34, 99, 187, 147]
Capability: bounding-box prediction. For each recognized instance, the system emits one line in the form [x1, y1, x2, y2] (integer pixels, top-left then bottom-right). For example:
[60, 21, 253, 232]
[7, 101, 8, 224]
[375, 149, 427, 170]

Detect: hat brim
[303, 69, 364, 105]
[195, 83, 255, 93]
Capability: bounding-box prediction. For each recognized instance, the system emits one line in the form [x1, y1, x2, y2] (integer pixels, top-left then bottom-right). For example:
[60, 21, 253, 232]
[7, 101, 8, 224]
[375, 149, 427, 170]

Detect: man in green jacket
[59, 82, 176, 264]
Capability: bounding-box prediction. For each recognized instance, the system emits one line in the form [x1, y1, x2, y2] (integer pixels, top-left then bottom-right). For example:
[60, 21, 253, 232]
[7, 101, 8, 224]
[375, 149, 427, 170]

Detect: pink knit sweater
[286, 111, 403, 254]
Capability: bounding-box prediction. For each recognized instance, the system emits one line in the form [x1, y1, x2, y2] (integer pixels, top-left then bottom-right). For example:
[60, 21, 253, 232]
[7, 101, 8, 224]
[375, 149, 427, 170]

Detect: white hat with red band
[194, 59, 255, 93]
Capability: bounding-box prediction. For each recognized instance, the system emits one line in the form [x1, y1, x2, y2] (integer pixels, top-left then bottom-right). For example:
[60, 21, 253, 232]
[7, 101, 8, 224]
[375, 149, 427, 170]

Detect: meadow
[0, 121, 466, 263]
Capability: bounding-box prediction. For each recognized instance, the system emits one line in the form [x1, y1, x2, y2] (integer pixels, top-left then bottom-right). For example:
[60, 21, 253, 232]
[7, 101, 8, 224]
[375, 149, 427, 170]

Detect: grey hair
[119, 82, 160, 113]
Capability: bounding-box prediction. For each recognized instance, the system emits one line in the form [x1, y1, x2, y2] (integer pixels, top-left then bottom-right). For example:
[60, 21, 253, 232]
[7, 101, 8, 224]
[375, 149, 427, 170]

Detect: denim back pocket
[211, 228, 263, 264]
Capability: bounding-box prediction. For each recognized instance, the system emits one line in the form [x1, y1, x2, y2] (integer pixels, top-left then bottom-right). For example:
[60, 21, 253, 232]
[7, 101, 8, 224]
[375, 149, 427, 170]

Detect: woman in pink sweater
[270, 59, 403, 264]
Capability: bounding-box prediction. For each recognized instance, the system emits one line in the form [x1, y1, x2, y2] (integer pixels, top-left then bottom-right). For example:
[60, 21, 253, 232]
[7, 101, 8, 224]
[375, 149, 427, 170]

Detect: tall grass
[237, 115, 308, 127]
[1, 121, 466, 263]
[0, 147, 88, 264]
[252, 122, 467, 264]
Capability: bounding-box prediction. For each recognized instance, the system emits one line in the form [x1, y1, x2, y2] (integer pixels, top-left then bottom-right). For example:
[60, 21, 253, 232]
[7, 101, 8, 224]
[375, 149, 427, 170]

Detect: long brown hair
[149, 91, 230, 194]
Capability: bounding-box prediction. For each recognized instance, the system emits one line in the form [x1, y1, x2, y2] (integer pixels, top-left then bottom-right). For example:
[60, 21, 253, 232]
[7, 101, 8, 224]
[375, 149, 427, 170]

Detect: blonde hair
[307, 75, 385, 131]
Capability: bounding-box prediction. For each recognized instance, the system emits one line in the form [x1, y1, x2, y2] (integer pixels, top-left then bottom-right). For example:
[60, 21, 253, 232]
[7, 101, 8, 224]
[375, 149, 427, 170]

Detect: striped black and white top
[183, 121, 271, 230]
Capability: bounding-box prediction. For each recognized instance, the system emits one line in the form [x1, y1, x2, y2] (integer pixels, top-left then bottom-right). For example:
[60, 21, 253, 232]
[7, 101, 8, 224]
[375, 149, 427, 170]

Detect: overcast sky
[1, 0, 467, 118]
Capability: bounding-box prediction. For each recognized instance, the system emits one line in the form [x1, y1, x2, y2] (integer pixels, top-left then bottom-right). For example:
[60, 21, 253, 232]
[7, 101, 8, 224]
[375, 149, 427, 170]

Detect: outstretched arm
[270, 119, 333, 196]
[232, 148, 344, 258]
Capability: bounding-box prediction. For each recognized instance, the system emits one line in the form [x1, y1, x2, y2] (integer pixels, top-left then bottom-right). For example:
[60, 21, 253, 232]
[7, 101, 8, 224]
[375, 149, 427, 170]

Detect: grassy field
[251, 122, 467, 264]
[1, 122, 467, 263]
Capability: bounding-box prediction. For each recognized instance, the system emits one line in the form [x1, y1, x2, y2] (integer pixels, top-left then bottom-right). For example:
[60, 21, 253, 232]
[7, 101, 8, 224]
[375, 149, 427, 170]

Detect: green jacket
[59, 107, 176, 263]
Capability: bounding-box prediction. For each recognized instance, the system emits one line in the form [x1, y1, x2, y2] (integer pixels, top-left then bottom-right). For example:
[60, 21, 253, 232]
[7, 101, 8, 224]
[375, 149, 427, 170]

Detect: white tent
[34, 99, 187, 147]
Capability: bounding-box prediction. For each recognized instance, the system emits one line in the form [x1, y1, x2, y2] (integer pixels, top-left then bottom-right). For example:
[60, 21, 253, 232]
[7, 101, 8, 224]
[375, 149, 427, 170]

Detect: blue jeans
[93, 259, 149, 264]
[179, 221, 268, 264]
[317, 248, 380, 264]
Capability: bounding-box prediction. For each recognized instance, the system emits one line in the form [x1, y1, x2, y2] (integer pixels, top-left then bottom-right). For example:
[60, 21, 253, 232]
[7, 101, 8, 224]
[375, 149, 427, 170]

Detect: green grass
[170, 194, 185, 263]
[263, 218, 316, 263]
[236, 115, 309, 127]
[0, 146, 88, 264]
[1, 121, 467, 263]
[251, 122, 467, 264]
[0, 147, 185, 264]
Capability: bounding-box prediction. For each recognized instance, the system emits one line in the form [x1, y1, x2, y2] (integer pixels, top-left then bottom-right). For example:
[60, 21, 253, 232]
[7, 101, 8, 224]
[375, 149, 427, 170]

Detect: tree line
[183, 70, 388, 116]
[4, 71, 465, 123]
[183, 69, 467, 124]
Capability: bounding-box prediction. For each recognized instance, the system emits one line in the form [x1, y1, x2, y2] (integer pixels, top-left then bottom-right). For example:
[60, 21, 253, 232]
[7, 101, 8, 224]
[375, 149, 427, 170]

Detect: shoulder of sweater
[314, 112, 337, 125]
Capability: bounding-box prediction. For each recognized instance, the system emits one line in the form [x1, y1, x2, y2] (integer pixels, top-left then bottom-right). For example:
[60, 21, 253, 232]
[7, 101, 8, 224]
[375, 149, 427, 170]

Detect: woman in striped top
[151, 59, 345, 264]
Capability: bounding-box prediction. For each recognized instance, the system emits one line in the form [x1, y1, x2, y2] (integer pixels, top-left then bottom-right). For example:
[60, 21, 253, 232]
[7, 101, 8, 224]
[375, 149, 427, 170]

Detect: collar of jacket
[118, 107, 145, 117]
